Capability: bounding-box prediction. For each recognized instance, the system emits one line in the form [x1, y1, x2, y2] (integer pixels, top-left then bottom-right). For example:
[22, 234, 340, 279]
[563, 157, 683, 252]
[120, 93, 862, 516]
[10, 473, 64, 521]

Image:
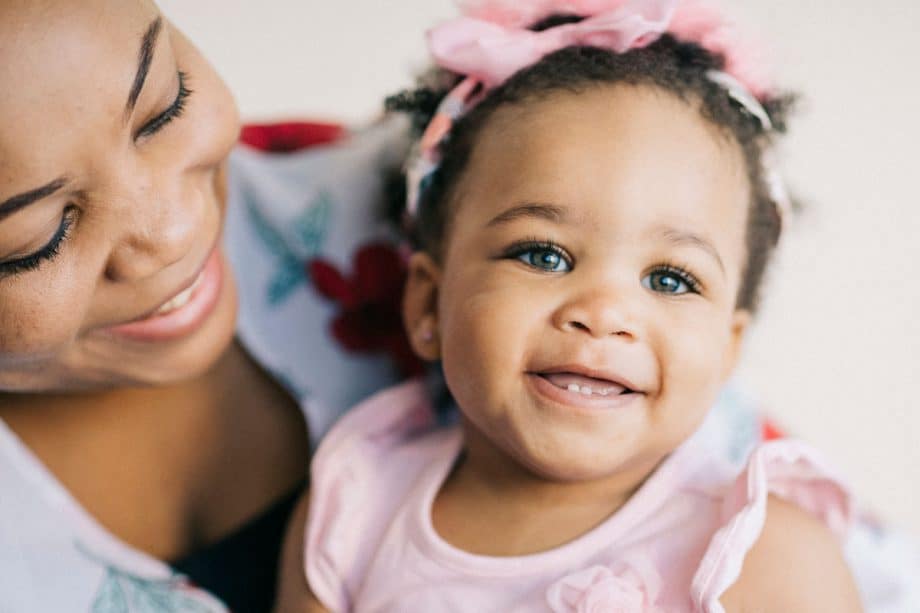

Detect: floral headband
[405, 0, 790, 224]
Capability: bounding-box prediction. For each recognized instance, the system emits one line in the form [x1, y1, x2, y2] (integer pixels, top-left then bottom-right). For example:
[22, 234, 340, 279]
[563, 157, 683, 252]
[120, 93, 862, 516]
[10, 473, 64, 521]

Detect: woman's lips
[102, 246, 224, 342]
[527, 372, 642, 411]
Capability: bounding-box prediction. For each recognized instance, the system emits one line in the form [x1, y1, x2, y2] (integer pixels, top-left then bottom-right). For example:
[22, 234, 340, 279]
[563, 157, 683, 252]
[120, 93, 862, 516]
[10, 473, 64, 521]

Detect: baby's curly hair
[386, 15, 795, 313]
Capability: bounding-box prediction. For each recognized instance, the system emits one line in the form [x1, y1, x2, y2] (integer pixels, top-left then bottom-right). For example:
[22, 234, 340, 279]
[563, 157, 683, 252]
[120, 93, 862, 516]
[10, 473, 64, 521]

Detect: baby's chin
[504, 433, 647, 484]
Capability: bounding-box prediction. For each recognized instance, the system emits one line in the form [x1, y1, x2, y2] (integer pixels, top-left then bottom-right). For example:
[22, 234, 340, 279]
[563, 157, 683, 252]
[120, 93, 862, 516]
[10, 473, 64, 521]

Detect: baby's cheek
[655, 326, 727, 435]
[441, 284, 533, 405]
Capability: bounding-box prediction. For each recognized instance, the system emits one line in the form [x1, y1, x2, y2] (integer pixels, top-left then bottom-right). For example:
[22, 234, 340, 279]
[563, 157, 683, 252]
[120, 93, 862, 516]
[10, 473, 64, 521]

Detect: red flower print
[240, 121, 345, 153]
[309, 243, 425, 378]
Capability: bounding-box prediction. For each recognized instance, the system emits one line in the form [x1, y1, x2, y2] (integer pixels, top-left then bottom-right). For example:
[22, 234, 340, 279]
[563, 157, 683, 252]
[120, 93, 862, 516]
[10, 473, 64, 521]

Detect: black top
[172, 484, 305, 613]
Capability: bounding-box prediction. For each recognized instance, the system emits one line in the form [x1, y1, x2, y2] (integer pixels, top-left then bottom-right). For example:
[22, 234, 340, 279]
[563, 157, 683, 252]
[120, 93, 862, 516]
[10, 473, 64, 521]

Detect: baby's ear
[721, 309, 751, 381]
[403, 252, 442, 361]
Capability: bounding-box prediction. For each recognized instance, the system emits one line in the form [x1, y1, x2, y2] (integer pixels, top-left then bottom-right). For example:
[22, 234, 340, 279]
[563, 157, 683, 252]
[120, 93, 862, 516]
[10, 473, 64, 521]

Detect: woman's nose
[103, 186, 203, 283]
[551, 285, 640, 340]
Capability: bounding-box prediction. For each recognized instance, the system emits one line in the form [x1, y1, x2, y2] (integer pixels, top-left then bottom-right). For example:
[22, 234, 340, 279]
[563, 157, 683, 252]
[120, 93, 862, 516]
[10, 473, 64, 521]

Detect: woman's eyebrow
[0, 177, 68, 222]
[0, 19, 161, 224]
[124, 16, 163, 119]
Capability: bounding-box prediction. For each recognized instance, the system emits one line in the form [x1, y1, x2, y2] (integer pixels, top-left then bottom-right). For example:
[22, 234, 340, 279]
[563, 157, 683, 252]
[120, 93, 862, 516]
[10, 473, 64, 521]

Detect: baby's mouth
[538, 372, 634, 397]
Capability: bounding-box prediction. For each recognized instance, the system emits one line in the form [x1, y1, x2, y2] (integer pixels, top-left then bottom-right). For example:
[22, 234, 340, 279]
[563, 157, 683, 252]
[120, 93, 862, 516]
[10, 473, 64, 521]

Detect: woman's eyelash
[136, 70, 192, 139]
[0, 206, 78, 277]
[654, 262, 704, 294]
[0, 72, 191, 278]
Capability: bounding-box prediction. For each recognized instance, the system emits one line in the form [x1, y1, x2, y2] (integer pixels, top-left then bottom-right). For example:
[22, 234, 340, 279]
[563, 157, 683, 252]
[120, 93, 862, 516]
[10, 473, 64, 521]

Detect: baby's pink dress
[305, 381, 852, 612]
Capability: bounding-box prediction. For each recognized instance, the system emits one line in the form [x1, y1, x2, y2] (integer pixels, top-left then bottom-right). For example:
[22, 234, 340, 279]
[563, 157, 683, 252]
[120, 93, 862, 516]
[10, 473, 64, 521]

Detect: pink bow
[429, 0, 677, 89]
[429, 0, 771, 98]
[405, 0, 784, 219]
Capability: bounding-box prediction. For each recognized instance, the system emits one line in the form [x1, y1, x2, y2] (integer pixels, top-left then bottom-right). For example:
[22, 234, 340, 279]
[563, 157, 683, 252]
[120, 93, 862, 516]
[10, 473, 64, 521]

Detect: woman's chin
[110, 257, 241, 388]
[6, 257, 242, 393]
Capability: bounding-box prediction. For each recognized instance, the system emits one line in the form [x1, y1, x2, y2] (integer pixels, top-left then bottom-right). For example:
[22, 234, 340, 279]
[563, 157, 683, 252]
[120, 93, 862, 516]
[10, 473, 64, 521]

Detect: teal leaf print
[266, 258, 309, 306]
[91, 570, 128, 613]
[90, 568, 221, 613]
[292, 191, 332, 257]
[80, 544, 226, 613]
[245, 189, 333, 306]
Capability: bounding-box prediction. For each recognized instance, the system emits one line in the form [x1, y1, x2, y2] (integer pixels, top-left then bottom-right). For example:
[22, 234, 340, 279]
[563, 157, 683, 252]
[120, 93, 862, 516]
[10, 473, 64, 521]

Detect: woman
[0, 1, 407, 610]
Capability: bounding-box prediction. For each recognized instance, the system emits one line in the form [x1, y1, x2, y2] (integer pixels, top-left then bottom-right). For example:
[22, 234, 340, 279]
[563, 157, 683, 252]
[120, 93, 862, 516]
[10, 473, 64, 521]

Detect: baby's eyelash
[136, 70, 192, 139]
[653, 262, 704, 294]
[501, 238, 573, 265]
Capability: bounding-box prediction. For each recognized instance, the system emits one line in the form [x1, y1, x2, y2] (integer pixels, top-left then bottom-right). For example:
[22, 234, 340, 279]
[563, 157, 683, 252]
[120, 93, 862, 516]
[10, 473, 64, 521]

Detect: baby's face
[412, 84, 752, 482]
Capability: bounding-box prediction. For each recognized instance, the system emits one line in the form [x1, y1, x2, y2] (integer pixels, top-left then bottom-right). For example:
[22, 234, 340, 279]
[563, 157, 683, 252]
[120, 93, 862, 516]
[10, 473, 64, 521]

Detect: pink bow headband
[405, 0, 790, 223]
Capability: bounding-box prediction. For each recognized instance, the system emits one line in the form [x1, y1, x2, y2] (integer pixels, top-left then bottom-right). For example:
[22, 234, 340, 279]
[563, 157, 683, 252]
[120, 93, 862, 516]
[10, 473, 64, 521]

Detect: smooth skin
[0, 0, 308, 561]
[277, 86, 861, 611]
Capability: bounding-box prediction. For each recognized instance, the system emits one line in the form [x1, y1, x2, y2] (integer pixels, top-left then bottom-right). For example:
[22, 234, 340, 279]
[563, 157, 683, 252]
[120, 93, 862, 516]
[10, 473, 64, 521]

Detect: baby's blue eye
[642, 269, 696, 295]
[516, 246, 571, 272]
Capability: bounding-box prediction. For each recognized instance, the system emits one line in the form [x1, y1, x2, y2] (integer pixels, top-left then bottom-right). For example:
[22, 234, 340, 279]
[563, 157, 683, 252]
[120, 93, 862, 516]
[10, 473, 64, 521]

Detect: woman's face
[0, 0, 241, 391]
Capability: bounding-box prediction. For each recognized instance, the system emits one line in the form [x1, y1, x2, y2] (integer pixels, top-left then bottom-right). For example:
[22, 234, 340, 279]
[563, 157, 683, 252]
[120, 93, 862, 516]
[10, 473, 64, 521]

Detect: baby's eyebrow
[124, 16, 163, 120]
[486, 203, 569, 227]
[654, 226, 725, 275]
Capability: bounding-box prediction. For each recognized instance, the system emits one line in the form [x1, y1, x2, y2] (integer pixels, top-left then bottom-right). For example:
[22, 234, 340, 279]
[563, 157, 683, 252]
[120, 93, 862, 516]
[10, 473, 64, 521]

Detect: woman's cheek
[0, 273, 92, 357]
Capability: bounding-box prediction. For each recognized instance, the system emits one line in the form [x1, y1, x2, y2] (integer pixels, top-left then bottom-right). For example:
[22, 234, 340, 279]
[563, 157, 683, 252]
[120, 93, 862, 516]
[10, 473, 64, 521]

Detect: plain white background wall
[160, 0, 920, 536]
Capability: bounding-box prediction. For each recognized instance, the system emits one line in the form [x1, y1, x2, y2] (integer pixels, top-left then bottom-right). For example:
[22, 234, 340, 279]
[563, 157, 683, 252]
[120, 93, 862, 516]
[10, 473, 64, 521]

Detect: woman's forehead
[0, 0, 160, 78]
[0, 0, 162, 187]
[0, 0, 160, 113]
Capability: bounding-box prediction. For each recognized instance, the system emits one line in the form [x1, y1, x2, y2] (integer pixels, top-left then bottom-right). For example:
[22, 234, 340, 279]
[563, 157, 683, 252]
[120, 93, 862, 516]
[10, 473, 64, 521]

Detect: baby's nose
[552, 288, 640, 340]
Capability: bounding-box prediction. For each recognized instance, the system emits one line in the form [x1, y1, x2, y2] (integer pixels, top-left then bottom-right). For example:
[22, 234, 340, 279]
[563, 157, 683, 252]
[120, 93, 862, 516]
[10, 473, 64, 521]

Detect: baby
[298, 1, 861, 610]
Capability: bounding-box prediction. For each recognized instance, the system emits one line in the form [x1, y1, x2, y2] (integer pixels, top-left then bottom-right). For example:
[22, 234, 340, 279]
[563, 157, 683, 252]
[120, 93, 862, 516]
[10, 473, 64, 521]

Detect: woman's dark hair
[385, 16, 795, 313]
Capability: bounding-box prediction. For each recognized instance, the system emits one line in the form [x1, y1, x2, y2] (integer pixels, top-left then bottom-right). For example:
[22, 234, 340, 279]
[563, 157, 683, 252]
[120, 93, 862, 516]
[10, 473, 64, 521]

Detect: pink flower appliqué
[546, 556, 664, 613]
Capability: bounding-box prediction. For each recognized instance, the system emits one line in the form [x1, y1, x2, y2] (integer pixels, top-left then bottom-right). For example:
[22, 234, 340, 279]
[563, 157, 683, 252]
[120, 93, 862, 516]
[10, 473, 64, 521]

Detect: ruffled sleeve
[691, 439, 853, 612]
[303, 381, 437, 611]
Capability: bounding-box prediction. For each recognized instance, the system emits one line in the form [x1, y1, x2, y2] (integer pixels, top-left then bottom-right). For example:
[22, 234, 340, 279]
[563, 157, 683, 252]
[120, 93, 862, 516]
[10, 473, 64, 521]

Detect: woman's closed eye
[504, 240, 573, 273]
[642, 264, 703, 296]
[0, 71, 193, 279]
[0, 206, 78, 278]
[135, 70, 192, 140]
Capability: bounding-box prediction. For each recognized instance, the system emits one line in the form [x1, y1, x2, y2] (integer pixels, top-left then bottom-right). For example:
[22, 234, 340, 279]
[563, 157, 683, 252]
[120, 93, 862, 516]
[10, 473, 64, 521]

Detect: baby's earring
[412, 318, 440, 361]
[418, 323, 435, 344]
